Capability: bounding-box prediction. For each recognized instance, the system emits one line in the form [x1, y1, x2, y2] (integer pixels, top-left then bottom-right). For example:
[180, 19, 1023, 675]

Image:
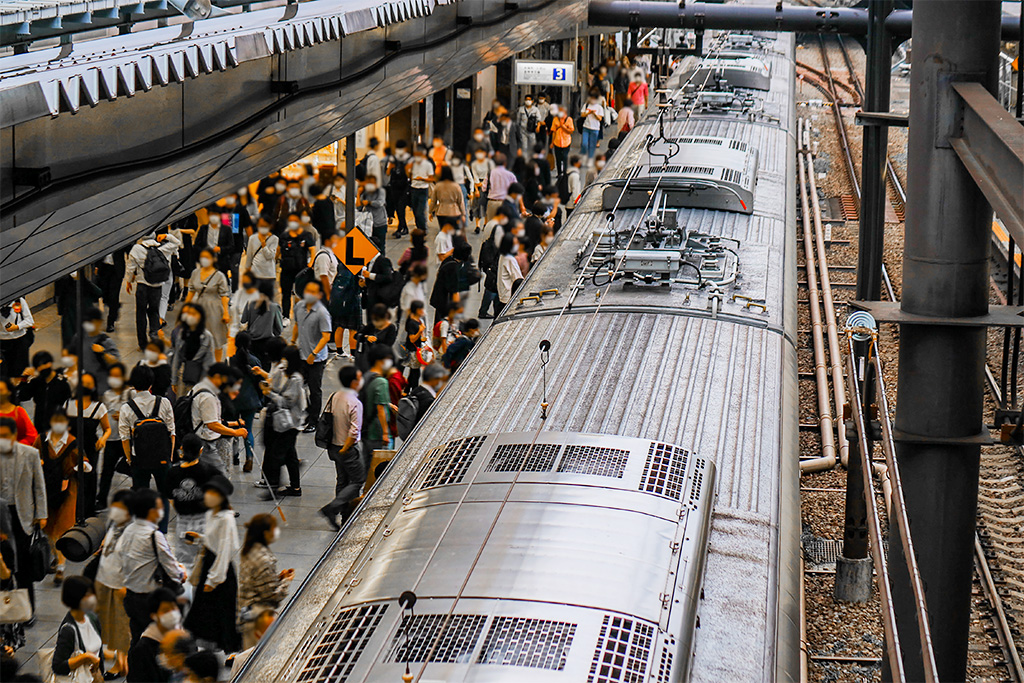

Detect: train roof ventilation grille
[422, 436, 486, 488]
[688, 459, 708, 510]
[679, 165, 716, 176]
[557, 445, 630, 478]
[486, 443, 561, 473]
[654, 635, 676, 683]
[587, 615, 655, 683]
[639, 442, 689, 500]
[477, 617, 578, 670]
[296, 603, 388, 682]
[386, 614, 487, 664]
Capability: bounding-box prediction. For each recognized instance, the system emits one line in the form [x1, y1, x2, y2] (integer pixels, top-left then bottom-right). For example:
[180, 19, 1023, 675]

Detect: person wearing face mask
[516, 95, 540, 158]
[193, 208, 239, 291]
[358, 174, 389, 255]
[440, 317, 480, 371]
[278, 217, 317, 322]
[387, 140, 412, 238]
[0, 298, 34, 378]
[405, 145, 435, 233]
[0, 378, 36, 447]
[97, 364, 130, 510]
[169, 304, 216, 395]
[469, 148, 495, 232]
[237, 514, 293, 647]
[497, 233, 525, 309]
[579, 90, 606, 160]
[484, 153, 517, 221]
[587, 153, 608, 186]
[36, 410, 80, 584]
[0, 416, 47, 613]
[533, 224, 555, 264]
[535, 93, 552, 147]
[182, 475, 241, 653]
[542, 183, 566, 231]
[185, 250, 230, 362]
[327, 173, 347, 229]
[55, 271, 104, 350]
[18, 351, 72, 435]
[244, 219, 279, 291]
[165, 435, 218, 569]
[126, 587, 182, 683]
[432, 302, 464, 356]
[357, 345, 393, 475]
[251, 345, 305, 498]
[256, 170, 283, 210]
[353, 304, 398, 373]
[236, 186, 260, 226]
[63, 372, 110, 519]
[218, 193, 253, 247]
[291, 283, 332, 432]
[138, 339, 173, 398]
[92, 489, 134, 673]
[126, 228, 182, 350]
[567, 155, 584, 208]
[429, 167, 463, 261]
[317, 365, 364, 530]
[229, 275, 263, 351]
[466, 127, 492, 161]
[53, 576, 113, 681]
[476, 206, 513, 319]
[189, 364, 249, 473]
[65, 306, 121, 394]
[273, 181, 311, 232]
[549, 105, 575, 178]
[628, 69, 649, 111]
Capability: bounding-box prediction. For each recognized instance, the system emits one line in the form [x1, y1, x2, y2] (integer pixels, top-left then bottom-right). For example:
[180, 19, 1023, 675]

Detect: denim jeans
[580, 127, 600, 159]
[410, 188, 429, 231]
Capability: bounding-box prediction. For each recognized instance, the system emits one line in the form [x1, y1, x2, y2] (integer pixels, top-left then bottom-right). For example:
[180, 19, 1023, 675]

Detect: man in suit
[0, 417, 47, 611]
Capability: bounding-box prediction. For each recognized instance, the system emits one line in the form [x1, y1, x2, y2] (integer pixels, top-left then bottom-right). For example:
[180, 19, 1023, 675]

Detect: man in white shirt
[579, 92, 605, 160]
[312, 233, 340, 305]
[433, 222, 455, 267]
[245, 219, 279, 288]
[189, 364, 248, 473]
[365, 137, 382, 184]
[126, 228, 182, 350]
[405, 145, 435, 232]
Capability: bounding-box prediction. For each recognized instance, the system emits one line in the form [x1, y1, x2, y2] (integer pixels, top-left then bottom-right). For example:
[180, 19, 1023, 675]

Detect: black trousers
[7, 506, 35, 609]
[0, 335, 31, 377]
[306, 360, 326, 428]
[391, 189, 409, 234]
[134, 283, 162, 349]
[554, 146, 570, 177]
[280, 269, 299, 319]
[95, 442, 122, 509]
[322, 444, 366, 518]
[124, 589, 151, 648]
[98, 262, 124, 327]
[262, 426, 300, 488]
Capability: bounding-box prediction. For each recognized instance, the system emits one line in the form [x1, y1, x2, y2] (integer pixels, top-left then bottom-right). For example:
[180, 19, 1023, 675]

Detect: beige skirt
[94, 580, 131, 653]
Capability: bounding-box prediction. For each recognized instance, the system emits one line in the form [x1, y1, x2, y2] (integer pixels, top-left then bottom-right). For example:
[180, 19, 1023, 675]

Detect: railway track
[801, 34, 1023, 681]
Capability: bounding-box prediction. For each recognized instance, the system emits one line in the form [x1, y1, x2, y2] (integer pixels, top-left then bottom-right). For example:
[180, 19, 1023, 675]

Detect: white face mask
[275, 183, 286, 192]
[60, 355, 75, 368]
[0, 438, 15, 454]
[258, 226, 270, 235]
[381, 359, 394, 372]
[278, 359, 288, 372]
[80, 596, 98, 612]
[354, 377, 365, 392]
[155, 507, 165, 523]
[303, 293, 319, 305]
[208, 218, 221, 228]
[288, 188, 301, 198]
[183, 313, 199, 327]
[223, 197, 236, 207]
[596, 160, 606, 169]
[108, 377, 123, 390]
[301, 216, 311, 224]
[288, 221, 300, 230]
[365, 184, 377, 193]
[158, 609, 181, 631]
[84, 321, 99, 335]
[476, 152, 486, 160]
[474, 134, 484, 142]
[199, 257, 213, 268]
[51, 422, 68, 435]
[109, 507, 129, 525]
[270, 527, 281, 543]
[144, 350, 160, 363]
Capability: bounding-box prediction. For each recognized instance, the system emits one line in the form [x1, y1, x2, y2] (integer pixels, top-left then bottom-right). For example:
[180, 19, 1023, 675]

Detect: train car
[238, 29, 798, 683]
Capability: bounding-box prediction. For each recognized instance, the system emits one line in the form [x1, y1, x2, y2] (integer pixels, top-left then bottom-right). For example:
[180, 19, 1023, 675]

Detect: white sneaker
[282, 317, 291, 327]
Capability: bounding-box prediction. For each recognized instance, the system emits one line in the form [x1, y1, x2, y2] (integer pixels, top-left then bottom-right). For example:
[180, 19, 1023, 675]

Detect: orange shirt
[550, 116, 575, 149]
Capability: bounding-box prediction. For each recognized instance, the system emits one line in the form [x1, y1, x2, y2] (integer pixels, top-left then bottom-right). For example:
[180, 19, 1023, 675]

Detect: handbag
[272, 405, 299, 433]
[188, 546, 207, 588]
[40, 624, 102, 683]
[82, 553, 100, 582]
[150, 532, 184, 596]
[182, 359, 204, 386]
[29, 526, 52, 582]
[0, 587, 32, 624]
[355, 210, 374, 231]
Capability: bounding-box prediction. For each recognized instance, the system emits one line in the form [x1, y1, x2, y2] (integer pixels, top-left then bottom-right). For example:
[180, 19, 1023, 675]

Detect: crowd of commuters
[0, 50, 650, 681]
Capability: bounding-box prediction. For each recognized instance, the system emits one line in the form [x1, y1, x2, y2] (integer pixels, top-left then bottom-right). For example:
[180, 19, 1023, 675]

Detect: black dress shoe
[319, 507, 341, 532]
[106, 323, 115, 333]
[302, 424, 316, 433]
[279, 487, 302, 497]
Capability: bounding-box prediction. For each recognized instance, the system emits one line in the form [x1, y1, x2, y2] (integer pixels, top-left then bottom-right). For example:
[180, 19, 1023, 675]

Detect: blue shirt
[295, 300, 331, 362]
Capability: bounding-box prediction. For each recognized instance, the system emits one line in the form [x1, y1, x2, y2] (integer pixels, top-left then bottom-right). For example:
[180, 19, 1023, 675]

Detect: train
[238, 28, 799, 683]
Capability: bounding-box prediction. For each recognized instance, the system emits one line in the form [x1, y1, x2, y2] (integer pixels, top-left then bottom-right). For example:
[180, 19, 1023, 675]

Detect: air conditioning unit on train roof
[680, 55, 772, 91]
[602, 136, 759, 214]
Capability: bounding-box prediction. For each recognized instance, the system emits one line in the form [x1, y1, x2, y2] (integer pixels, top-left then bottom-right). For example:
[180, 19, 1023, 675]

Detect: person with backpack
[277, 217, 317, 321]
[396, 363, 447, 441]
[359, 344, 394, 471]
[477, 207, 512, 319]
[239, 281, 284, 370]
[402, 301, 429, 388]
[230, 332, 263, 473]
[430, 247, 465, 324]
[126, 228, 182, 351]
[65, 306, 121, 394]
[119, 366, 175, 532]
[441, 318, 480, 371]
[169, 303, 216, 396]
[0, 416, 47, 614]
[516, 95, 541, 158]
[358, 251, 397, 323]
[432, 301, 463, 356]
[187, 363, 249, 473]
[166, 434, 218, 569]
[254, 345, 306, 499]
[309, 185, 336, 244]
[317, 365, 364, 531]
[549, 105, 575, 178]
[354, 304, 398, 373]
[388, 140, 411, 239]
[567, 155, 584, 208]
[292, 282, 332, 432]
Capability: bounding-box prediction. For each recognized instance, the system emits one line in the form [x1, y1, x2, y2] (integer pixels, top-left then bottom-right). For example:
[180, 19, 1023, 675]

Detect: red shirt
[387, 371, 407, 435]
[0, 405, 38, 445]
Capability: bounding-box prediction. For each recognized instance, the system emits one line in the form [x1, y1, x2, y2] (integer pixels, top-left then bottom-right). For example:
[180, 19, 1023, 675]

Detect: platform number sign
[514, 60, 576, 87]
[333, 227, 380, 276]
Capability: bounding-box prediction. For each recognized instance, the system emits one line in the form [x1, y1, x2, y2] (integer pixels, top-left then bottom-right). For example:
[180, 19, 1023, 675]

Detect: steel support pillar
[886, 2, 1001, 680]
[345, 133, 356, 233]
[855, 0, 892, 302]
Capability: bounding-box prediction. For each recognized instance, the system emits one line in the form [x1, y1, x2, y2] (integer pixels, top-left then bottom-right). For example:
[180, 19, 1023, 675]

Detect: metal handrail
[870, 348, 940, 682]
[844, 333, 939, 682]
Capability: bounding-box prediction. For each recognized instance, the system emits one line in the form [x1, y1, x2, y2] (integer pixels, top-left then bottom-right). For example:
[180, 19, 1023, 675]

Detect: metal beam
[586, 1, 1021, 40]
[950, 82, 1024, 248]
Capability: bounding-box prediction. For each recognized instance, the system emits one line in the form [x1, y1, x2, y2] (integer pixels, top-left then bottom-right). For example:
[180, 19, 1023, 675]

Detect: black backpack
[143, 245, 171, 284]
[314, 392, 335, 449]
[527, 112, 539, 131]
[390, 158, 409, 190]
[172, 388, 213, 444]
[293, 251, 330, 298]
[458, 259, 482, 289]
[126, 397, 173, 467]
[357, 372, 380, 439]
[280, 234, 309, 273]
[355, 154, 369, 182]
[557, 173, 571, 205]
[479, 228, 499, 291]
[396, 393, 421, 441]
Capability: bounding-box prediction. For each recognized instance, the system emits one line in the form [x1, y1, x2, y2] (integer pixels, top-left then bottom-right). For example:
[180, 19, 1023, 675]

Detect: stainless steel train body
[238, 30, 798, 683]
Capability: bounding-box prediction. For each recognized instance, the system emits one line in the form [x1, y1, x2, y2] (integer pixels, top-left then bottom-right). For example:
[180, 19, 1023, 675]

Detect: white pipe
[797, 120, 839, 474]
